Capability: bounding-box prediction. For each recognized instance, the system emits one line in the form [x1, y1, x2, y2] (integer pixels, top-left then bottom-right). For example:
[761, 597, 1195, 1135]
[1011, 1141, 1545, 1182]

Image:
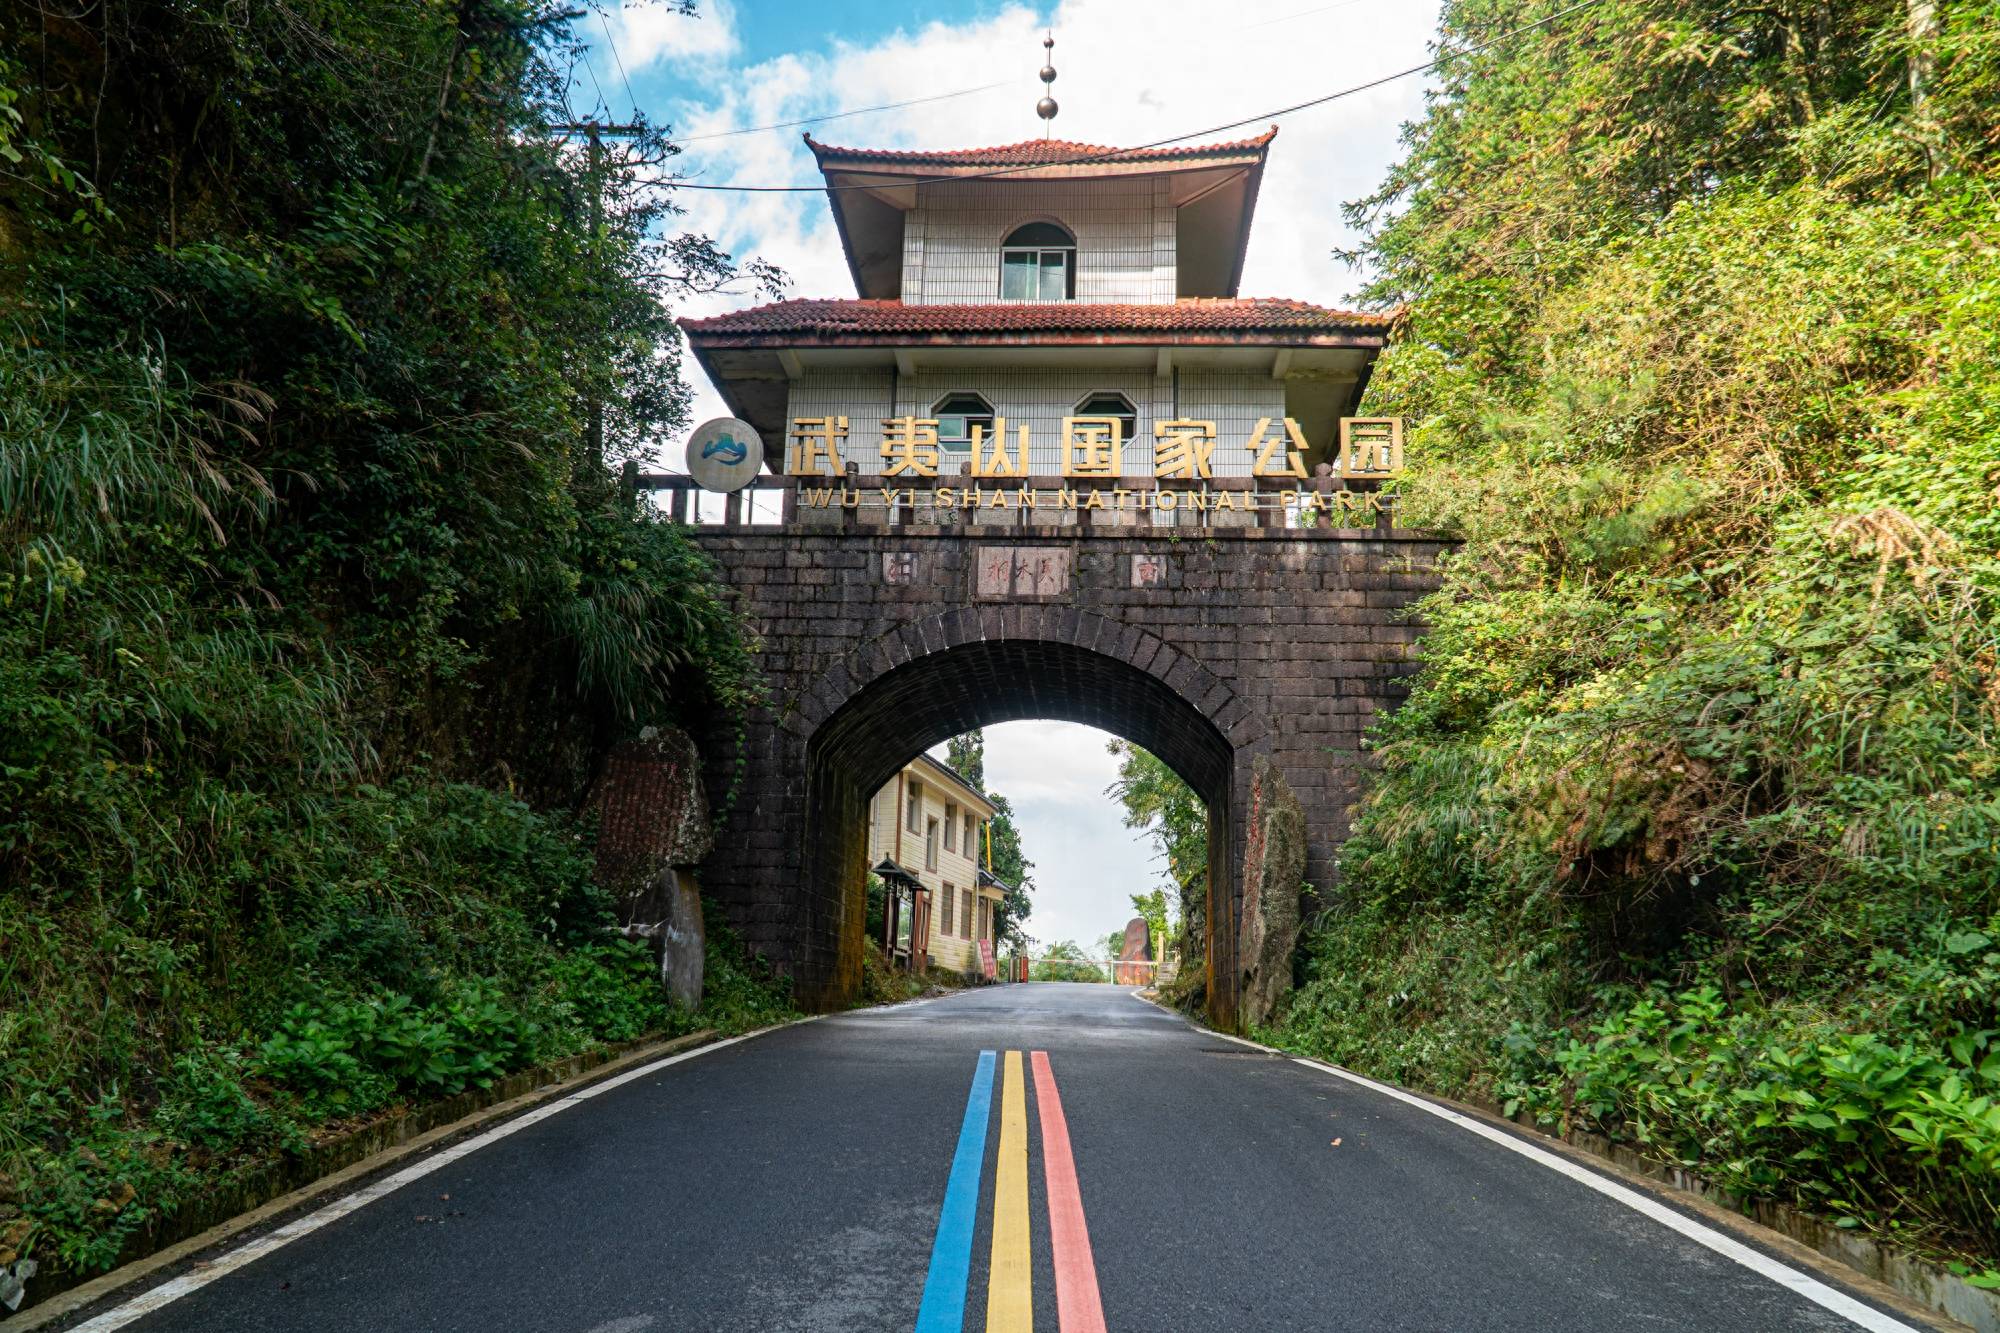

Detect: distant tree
[1105, 740, 1207, 961]
[945, 732, 985, 790]
[944, 730, 1034, 947]
[1031, 939, 1105, 983]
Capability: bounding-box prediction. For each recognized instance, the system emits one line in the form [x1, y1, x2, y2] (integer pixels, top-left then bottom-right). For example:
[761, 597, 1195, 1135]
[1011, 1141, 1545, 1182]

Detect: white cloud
[608, 0, 740, 69]
[641, 0, 1443, 465]
[974, 721, 1163, 952]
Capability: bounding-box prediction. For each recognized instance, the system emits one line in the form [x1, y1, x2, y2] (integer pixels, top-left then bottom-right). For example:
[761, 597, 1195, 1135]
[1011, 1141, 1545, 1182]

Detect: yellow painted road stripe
[986, 1049, 1033, 1332]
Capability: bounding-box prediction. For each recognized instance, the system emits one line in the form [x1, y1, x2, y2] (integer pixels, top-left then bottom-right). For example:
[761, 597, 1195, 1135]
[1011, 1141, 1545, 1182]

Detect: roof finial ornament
[1036, 32, 1058, 138]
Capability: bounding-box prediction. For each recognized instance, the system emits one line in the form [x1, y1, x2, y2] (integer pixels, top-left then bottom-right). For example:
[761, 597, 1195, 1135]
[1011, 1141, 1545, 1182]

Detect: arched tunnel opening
[801, 635, 1239, 1021]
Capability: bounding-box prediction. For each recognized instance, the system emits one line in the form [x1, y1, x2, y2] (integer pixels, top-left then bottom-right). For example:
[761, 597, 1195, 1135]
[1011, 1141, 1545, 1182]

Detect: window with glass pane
[999, 222, 1075, 301]
[932, 393, 993, 453]
[1075, 392, 1138, 444]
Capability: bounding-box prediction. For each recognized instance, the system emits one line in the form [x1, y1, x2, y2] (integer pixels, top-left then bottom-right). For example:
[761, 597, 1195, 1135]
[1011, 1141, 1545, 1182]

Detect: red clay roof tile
[679, 297, 1388, 340]
[803, 128, 1279, 168]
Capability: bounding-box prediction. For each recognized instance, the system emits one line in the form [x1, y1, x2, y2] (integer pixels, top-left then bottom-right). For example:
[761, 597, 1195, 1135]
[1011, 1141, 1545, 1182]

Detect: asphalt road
[72, 983, 1925, 1333]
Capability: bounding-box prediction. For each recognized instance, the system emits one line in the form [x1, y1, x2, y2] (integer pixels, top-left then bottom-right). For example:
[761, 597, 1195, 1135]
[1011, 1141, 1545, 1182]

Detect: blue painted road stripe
[916, 1050, 997, 1333]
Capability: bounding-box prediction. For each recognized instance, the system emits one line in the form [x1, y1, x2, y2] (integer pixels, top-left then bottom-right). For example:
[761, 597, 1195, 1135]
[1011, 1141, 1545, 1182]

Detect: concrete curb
[1135, 991, 1994, 1333]
[3, 1028, 726, 1329]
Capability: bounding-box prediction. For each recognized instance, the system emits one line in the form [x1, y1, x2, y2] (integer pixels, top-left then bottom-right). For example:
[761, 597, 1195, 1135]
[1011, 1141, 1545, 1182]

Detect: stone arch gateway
[680, 519, 1446, 1030]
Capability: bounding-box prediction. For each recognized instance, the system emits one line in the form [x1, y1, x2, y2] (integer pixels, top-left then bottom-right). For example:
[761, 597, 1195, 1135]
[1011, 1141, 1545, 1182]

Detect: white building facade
[682, 129, 1393, 495]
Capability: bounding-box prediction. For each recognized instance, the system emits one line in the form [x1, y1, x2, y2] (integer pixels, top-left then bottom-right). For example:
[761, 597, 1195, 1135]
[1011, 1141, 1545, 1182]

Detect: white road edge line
[1191, 1010, 1917, 1333]
[69, 1017, 820, 1332]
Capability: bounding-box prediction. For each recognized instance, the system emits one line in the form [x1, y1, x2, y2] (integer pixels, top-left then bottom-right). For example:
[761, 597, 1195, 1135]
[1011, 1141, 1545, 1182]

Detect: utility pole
[1908, 0, 1941, 179]
[552, 120, 644, 469]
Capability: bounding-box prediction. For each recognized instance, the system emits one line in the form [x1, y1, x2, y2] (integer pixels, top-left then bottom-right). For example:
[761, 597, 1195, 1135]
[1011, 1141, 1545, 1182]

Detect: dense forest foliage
[0, 0, 789, 1292]
[1275, 0, 2000, 1275]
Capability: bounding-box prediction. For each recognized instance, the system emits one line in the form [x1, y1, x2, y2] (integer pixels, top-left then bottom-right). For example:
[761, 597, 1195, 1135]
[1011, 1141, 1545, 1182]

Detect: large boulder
[1239, 755, 1307, 1028]
[593, 725, 713, 882]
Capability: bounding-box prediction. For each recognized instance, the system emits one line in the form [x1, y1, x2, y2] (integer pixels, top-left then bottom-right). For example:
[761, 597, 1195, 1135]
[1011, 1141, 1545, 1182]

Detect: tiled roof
[804, 127, 1278, 168]
[679, 297, 1388, 340]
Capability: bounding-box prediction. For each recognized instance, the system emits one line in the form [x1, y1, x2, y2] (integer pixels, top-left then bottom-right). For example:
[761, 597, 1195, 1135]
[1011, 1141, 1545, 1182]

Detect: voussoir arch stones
[790, 605, 1271, 754]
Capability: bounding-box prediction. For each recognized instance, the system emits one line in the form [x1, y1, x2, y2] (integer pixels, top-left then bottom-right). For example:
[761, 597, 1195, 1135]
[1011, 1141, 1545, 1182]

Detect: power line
[597, 10, 640, 120]
[1242, 0, 1382, 31]
[573, 43, 610, 119]
[655, 0, 1605, 194]
[679, 81, 1015, 143]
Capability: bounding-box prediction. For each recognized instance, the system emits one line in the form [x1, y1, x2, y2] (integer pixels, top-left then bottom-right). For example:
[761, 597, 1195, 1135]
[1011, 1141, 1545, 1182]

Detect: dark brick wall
[682, 520, 1446, 1028]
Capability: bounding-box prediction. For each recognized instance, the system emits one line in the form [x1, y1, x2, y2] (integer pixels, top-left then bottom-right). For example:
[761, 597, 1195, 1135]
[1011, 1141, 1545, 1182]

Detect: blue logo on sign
[701, 434, 749, 466]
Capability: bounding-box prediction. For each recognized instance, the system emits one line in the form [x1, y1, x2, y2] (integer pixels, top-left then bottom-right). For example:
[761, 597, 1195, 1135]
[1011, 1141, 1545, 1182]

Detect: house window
[942, 882, 955, 936]
[962, 888, 975, 939]
[932, 393, 993, 456]
[980, 899, 991, 942]
[1000, 222, 1076, 301]
[926, 817, 939, 870]
[944, 802, 958, 851]
[907, 781, 923, 833]
[966, 813, 978, 856]
[1075, 392, 1137, 445]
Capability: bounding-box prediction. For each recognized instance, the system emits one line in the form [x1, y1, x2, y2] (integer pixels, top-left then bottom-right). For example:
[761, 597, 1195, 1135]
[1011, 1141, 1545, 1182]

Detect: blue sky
[584, 0, 1444, 950]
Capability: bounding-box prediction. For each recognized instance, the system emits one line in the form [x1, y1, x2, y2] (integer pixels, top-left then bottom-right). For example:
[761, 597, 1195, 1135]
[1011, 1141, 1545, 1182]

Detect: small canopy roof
[872, 857, 924, 887]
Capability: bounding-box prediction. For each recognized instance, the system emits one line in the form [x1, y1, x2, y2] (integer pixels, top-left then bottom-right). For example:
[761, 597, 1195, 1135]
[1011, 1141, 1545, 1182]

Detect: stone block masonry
[680, 520, 1446, 1029]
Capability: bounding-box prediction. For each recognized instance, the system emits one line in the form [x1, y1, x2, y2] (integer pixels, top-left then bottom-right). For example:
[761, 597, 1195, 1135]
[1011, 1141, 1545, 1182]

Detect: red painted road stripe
[1030, 1051, 1107, 1333]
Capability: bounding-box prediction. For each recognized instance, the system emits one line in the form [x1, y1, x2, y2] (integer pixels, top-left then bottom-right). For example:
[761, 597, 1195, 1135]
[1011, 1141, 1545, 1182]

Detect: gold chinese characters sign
[788, 482, 1396, 525]
[786, 415, 1404, 482]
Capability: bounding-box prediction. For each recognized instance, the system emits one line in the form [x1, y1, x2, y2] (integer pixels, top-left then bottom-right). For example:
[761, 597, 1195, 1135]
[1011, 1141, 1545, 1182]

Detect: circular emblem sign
[685, 417, 764, 493]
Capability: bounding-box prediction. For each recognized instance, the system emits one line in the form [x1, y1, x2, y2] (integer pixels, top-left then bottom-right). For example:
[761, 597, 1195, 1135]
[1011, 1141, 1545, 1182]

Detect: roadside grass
[0, 885, 793, 1285]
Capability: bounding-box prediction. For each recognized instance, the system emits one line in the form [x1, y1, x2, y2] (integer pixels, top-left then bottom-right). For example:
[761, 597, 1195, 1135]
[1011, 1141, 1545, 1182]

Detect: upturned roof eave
[803, 127, 1279, 177]
[679, 327, 1389, 352]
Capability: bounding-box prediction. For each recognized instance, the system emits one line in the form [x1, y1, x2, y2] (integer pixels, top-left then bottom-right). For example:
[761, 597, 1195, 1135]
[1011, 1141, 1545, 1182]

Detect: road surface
[64, 984, 1929, 1332]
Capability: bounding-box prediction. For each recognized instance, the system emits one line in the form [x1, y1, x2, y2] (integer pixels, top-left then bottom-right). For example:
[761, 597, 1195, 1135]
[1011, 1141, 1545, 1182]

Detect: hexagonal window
[933, 392, 995, 454]
[1074, 391, 1138, 444]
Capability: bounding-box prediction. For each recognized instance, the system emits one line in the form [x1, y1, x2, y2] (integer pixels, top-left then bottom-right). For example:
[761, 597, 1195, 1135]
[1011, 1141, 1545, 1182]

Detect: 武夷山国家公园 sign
[784, 414, 1404, 481]
[768, 414, 1405, 523]
[789, 482, 1396, 524]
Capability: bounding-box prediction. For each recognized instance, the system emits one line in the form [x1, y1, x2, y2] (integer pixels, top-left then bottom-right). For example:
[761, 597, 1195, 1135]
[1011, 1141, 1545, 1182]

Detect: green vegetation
[1272, 0, 2000, 1275]
[945, 731, 1037, 945]
[1106, 740, 1207, 1001]
[0, 0, 788, 1290]
[857, 938, 972, 1005]
[1031, 941, 1109, 984]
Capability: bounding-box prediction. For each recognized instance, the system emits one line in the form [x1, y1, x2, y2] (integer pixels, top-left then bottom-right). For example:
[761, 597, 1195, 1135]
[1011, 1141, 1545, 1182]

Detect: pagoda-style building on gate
[679, 121, 1396, 509]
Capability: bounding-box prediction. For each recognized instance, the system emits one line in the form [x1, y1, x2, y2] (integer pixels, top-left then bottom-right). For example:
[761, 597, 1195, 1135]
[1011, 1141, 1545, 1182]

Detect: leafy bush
[0, 0, 776, 1294]
[545, 941, 680, 1045]
[1274, 0, 2000, 1276]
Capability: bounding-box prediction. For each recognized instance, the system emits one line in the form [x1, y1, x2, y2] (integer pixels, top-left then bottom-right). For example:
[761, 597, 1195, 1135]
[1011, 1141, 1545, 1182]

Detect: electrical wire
[598, 10, 641, 120]
[679, 81, 1016, 143]
[655, 0, 1605, 193]
[573, 43, 611, 119]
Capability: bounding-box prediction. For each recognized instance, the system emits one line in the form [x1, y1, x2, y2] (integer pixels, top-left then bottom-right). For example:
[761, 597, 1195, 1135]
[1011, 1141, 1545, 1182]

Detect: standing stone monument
[1239, 755, 1307, 1027]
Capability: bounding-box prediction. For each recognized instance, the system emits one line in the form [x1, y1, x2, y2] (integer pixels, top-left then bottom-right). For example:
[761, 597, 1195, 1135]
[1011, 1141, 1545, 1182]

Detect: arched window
[1000, 222, 1076, 301]
[1074, 391, 1137, 444]
[932, 392, 995, 455]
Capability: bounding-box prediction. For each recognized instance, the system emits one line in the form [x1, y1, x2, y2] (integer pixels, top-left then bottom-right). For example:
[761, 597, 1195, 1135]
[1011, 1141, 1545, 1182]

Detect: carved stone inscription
[975, 546, 1071, 600]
